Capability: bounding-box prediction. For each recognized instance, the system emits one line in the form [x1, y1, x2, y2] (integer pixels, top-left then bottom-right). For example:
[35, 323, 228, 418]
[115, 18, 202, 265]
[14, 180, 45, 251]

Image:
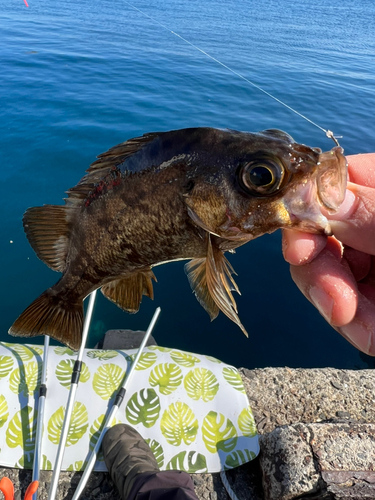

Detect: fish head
[184, 128, 347, 241]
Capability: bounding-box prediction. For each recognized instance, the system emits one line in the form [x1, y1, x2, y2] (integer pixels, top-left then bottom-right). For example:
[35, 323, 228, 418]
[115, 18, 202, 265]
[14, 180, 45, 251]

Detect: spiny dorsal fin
[185, 235, 248, 336]
[101, 269, 156, 313]
[66, 133, 158, 206]
[23, 205, 71, 272]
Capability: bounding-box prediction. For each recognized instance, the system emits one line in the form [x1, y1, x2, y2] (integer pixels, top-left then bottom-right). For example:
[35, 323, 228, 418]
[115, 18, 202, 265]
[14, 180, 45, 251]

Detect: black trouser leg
[127, 471, 199, 500]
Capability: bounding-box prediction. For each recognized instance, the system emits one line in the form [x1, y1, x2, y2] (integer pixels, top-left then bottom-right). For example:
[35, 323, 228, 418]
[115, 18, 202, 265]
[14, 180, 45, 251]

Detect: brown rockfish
[9, 128, 347, 350]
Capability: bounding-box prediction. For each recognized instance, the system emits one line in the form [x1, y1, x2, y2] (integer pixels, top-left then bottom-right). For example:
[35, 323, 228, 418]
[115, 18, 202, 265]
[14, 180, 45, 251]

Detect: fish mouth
[316, 146, 347, 213]
[281, 181, 333, 235]
[281, 146, 347, 235]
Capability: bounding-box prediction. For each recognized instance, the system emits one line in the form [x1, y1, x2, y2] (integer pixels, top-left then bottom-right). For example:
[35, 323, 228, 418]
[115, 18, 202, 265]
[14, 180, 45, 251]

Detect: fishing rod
[32, 334, 50, 500]
[48, 290, 97, 500]
[71, 306, 161, 500]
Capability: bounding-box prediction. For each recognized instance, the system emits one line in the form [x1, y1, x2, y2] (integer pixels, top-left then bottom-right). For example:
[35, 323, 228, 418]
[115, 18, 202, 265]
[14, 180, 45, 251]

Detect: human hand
[282, 153, 375, 355]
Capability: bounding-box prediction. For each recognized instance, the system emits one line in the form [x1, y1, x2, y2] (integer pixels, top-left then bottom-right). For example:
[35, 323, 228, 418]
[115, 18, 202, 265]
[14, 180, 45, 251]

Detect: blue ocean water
[1, 0, 375, 369]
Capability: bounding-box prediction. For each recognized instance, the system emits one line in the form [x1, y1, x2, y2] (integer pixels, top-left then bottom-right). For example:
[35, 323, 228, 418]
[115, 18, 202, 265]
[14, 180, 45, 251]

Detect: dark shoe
[102, 424, 160, 500]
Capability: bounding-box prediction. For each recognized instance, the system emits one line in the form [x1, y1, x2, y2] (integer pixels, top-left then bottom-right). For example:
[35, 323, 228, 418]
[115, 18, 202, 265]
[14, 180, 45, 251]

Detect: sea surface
[1, 0, 375, 369]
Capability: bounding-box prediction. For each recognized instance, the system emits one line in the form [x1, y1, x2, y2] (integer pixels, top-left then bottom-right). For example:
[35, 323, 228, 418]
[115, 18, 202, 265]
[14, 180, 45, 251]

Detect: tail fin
[8, 291, 83, 351]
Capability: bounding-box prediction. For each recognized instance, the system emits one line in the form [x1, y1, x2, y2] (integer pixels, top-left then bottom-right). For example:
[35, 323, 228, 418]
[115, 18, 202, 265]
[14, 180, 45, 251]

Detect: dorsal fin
[65, 133, 158, 207]
[101, 269, 156, 313]
[22, 134, 159, 271]
[185, 235, 248, 336]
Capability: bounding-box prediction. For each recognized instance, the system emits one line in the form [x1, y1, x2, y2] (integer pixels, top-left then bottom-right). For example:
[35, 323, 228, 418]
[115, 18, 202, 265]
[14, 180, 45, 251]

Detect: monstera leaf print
[42, 455, 52, 470]
[202, 411, 237, 453]
[238, 406, 257, 437]
[170, 351, 201, 367]
[0, 395, 9, 428]
[126, 389, 160, 428]
[54, 347, 77, 356]
[222, 367, 245, 393]
[67, 461, 84, 471]
[160, 402, 198, 446]
[9, 362, 41, 397]
[145, 438, 164, 468]
[47, 402, 88, 446]
[148, 346, 172, 353]
[205, 355, 222, 364]
[86, 350, 118, 360]
[184, 368, 219, 402]
[92, 364, 124, 400]
[166, 451, 208, 473]
[4, 344, 34, 361]
[88, 415, 119, 462]
[0, 355, 14, 378]
[134, 352, 157, 370]
[6, 406, 36, 452]
[224, 449, 257, 469]
[149, 363, 183, 395]
[55, 360, 90, 389]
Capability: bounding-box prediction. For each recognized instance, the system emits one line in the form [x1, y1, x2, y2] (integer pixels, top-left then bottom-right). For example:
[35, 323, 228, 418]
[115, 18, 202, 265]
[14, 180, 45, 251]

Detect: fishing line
[123, 0, 341, 146]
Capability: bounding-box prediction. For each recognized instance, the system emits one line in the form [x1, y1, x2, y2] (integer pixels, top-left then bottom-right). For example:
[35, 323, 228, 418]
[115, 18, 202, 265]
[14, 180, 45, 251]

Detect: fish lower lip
[289, 212, 332, 235]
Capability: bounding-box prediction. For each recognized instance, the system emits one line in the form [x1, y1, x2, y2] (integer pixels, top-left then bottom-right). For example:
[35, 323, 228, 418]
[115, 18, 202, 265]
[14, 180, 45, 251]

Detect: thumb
[327, 183, 375, 255]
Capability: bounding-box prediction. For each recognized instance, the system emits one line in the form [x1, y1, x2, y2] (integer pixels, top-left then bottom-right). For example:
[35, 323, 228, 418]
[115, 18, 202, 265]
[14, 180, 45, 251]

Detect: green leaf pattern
[145, 438, 164, 468]
[92, 364, 124, 400]
[238, 406, 257, 437]
[0, 355, 14, 378]
[224, 449, 256, 469]
[160, 402, 198, 446]
[54, 347, 77, 356]
[55, 360, 90, 388]
[87, 350, 118, 360]
[0, 343, 257, 473]
[166, 451, 208, 473]
[67, 461, 84, 471]
[149, 363, 183, 395]
[88, 415, 119, 461]
[222, 367, 245, 393]
[9, 362, 41, 396]
[134, 352, 157, 370]
[202, 411, 237, 453]
[170, 351, 201, 367]
[126, 389, 160, 428]
[184, 368, 219, 402]
[47, 402, 88, 446]
[0, 395, 9, 428]
[6, 406, 36, 452]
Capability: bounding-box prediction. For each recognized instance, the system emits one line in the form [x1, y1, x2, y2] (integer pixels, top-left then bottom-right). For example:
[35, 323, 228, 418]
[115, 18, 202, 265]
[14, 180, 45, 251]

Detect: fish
[8, 127, 347, 350]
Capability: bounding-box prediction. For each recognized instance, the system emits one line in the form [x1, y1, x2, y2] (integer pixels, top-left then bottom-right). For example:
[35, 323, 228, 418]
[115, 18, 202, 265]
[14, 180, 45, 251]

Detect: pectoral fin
[185, 235, 248, 336]
[101, 270, 156, 313]
[185, 258, 220, 321]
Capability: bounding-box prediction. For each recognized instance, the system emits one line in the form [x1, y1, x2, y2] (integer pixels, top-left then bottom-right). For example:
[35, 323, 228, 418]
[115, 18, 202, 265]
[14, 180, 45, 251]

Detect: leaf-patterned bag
[0, 342, 259, 473]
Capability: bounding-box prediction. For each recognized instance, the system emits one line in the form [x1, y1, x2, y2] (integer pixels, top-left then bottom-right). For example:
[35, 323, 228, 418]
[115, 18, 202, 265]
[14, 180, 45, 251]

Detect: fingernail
[327, 189, 356, 221]
[339, 321, 372, 354]
[309, 286, 334, 323]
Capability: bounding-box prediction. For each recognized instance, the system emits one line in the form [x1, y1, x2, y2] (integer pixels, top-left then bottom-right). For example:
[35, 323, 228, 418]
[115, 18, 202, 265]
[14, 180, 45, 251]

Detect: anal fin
[101, 270, 156, 313]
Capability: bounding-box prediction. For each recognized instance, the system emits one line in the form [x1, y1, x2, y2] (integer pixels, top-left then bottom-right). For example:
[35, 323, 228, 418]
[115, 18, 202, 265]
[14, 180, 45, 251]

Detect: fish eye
[239, 155, 285, 196]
